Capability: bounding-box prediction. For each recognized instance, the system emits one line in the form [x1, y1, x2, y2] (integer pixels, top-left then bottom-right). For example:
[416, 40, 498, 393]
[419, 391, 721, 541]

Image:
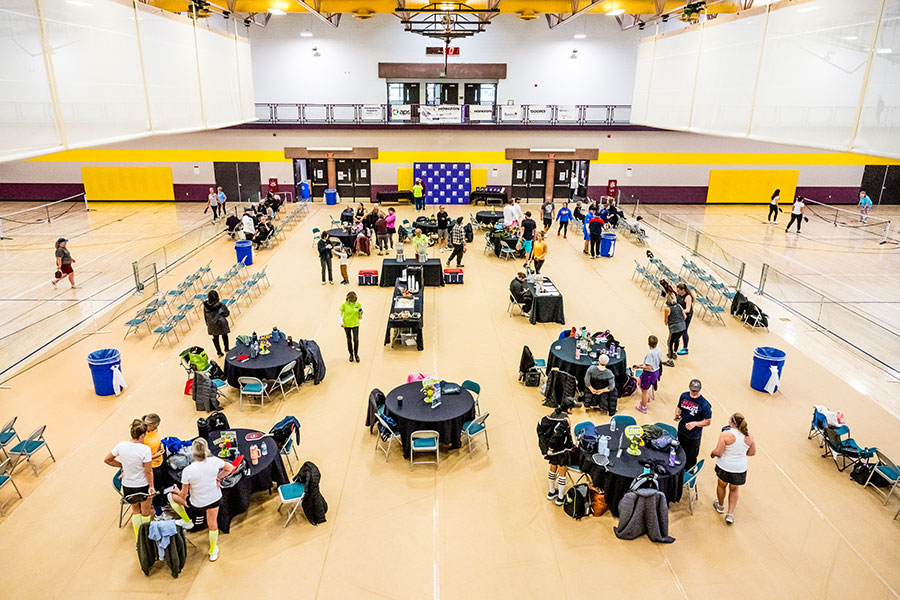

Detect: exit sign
[426, 47, 460, 55]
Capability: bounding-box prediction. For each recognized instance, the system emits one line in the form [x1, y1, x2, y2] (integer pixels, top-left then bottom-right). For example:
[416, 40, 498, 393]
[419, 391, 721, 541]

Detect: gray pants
[376, 233, 390, 250]
[320, 256, 333, 282]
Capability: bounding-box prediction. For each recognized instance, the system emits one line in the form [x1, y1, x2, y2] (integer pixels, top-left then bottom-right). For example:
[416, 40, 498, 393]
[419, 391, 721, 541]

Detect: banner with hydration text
[420, 105, 463, 124]
[468, 105, 494, 121]
[414, 162, 471, 205]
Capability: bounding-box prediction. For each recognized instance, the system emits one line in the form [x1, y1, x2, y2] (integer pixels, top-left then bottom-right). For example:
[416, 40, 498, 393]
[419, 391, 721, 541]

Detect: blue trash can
[750, 346, 786, 393]
[235, 239, 253, 266]
[600, 232, 617, 257]
[325, 189, 338, 205]
[87, 348, 121, 396]
[300, 181, 311, 201]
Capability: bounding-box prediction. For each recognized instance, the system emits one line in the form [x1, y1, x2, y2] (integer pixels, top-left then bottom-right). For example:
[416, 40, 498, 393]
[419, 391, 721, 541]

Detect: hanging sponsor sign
[421, 104, 462, 124]
[390, 104, 412, 121]
[500, 105, 521, 121]
[557, 105, 578, 121]
[468, 105, 494, 121]
[361, 105, 383, 121]
[529, 105, 550, 121]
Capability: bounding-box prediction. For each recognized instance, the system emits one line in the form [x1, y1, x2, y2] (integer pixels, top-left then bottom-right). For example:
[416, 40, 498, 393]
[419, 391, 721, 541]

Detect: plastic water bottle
[575, 347, 581, 360]
[669, 446, 676, 467]
[610, 418, 616, 433]
[261, 442, 268, 457]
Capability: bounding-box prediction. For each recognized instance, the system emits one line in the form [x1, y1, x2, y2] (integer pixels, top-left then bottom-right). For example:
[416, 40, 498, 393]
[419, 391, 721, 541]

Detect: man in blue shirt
[674, 378, 712, 470]
[858, 190, 873, 225]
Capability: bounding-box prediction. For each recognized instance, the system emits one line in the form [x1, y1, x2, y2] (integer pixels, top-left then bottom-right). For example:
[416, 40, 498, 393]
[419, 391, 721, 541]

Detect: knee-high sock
[548, 470, 557, 493]
[557, 476, 567, 499]
[168, 494, 191, 524]
[209, 530, 219, 553]
[131, 514, 142, 539]
[141, 515, 151, 524]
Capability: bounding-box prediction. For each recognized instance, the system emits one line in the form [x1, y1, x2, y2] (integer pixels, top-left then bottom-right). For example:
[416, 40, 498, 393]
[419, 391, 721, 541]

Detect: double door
[213, 162, 261, 204]
[306, 159, 329, 199]
[860, 165, 900, 204]
[512, 160, 547, 200]
[335, 159, 371, 200]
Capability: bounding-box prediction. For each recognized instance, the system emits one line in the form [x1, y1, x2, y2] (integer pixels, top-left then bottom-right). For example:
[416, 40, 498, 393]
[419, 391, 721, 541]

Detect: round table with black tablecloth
[384, 382, 476, 458]
[326, 227, 356, 250]
[166, 428, 289, 534]
[224, 338, 303, 387]
[579, 424, 685, 517]
[475, 210, 504, 226]
[489, 230, 519, 258]
[413, 218, 439, 235]
[547, 336, 627, 390]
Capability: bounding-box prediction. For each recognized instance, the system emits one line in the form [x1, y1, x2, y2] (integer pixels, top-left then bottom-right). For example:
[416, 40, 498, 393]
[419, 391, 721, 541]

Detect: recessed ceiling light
[607, 8, 625, 16]
[268, 7, 286, 15]
[66, 0, 92, 6]
[574, 33, 586, 39]
[798, 5, 818, 12]
[843, 35, 858, 41]
[300, 30, 313, 37]
[439, 2, 455, 9]
[876, 48, 892, 54]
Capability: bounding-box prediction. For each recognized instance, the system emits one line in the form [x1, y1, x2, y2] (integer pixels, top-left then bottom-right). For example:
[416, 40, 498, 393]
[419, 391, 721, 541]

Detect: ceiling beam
[292, 0, 341, 27]
[546, 0, 609, 30]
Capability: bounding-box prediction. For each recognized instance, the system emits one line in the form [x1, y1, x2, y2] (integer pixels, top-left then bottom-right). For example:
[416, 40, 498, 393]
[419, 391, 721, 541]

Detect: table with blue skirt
[384, 382, 476, 458]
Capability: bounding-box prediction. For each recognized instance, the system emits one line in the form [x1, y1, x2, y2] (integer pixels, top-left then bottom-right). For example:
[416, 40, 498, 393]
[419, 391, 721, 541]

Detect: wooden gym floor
[0, 202, 898, 599]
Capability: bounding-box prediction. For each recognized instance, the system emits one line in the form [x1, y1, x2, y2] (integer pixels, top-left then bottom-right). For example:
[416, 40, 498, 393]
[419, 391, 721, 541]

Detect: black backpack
[850, 463, 872, 485]
[198, 411, 230, 438]
[563, 483, 591, 520]
[464, 223, 474, 243]
[523, 370, 541, 387]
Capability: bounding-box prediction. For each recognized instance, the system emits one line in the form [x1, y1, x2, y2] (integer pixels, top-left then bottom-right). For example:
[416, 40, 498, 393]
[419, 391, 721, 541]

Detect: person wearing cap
[584, 353, 618, 416]
[674, 379, 712, 470]
[536, 397, 579, 506]
[51, 238, 76, 288]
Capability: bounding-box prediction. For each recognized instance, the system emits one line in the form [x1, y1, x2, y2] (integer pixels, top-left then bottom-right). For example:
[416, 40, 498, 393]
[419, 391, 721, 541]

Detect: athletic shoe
[329, 281, 334, 285]
[725, 513, 734, 525]
[209, 547, 218, 561]
[555, 495, 564, 506]
[635, 403, 648, 414]
[564, 235, 567, 239]
[677, 349, 689, 355]
[355, 355, 360, 363]
[662, 360, 675, 368]
[321, 281, 326, 285]
[713, 500, 725, 514]
[457, 264, 464, 268]
[546, 491, 557, 501]
[341, 280, 349, 285]
[557, 232, 560, 236]
[181, 520, 194, 530]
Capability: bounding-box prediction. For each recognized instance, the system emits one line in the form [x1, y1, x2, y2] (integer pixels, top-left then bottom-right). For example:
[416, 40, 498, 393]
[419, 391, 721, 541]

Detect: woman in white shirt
[169, 438, 234, 561]
[104, 419, 154, 538]
[767, 189, 779, 223]
[785, 196, 804, 233]
[710, 413, 756, 525]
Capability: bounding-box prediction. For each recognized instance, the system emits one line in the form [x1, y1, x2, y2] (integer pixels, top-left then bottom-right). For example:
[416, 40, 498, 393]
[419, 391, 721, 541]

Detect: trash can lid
[88, 348, 121, 363]
[753, 346, 786, 360]
[235, 240, 252, 246]
[601, 232, 617, 238]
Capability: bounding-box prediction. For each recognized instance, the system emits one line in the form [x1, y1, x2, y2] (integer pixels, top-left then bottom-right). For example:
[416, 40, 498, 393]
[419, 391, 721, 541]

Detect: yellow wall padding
[707, 169, 798, 204]
[397, 167, 413, 191]
[471, 168, 487, 191]
[82, 167, 175, 201]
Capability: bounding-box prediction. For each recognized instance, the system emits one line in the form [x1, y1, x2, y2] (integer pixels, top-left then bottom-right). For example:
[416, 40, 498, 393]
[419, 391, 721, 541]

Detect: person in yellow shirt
[340, 291, 363, 363]
[410, 228, 429, 260]
[532, 233, 548, 274]
[142, 413, 165, 512]
[412, 179, 425, 212]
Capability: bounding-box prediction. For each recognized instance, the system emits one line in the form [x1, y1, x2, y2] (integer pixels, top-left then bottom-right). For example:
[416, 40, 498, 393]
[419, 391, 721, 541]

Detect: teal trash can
[87, 349, 121, 396]
[325, 189, 338, 205]
[600, 232, 617, 257]
[750, 346, 786, 393]
[235, 239, 253, 266]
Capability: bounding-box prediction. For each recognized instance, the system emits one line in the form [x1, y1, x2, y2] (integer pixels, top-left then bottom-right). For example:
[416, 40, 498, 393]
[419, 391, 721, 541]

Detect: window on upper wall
[388, 83, 404, 105]
[463, 83, 498, 105]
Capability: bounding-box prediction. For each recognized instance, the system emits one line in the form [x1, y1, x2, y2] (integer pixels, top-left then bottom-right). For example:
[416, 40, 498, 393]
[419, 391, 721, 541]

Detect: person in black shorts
[104, 419, 154, 538]
[541, 198, 555, 235]
[537, 398, 580, 506]
[436, 205, 451, 253]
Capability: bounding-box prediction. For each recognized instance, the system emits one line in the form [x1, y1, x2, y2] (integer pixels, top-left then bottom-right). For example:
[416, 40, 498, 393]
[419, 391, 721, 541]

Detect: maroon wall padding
[795, 187, 859, 204]
[0, 183, 85, 201]
[605, 186, 709, 204]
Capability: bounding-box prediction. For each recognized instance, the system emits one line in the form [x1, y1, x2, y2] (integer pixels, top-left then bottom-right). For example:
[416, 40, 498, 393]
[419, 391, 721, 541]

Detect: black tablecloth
[376, 191, 414, 204]
[224, 338, 303, 387]
[580, 424, 685, 517]
[384, 280, 424, 351]
[379, 258, 445, 287]
[471, 191, 507, 205]
[167, 428, 289, 534]
[384, 382, 476, 458]
[527, 279, 565, 325]
[489, 230, 518, 257]
[413, 217, 439, 235]
[546, 336, 628, 390]
[326, 227, 356, 249]
[475, 210, 504, 225]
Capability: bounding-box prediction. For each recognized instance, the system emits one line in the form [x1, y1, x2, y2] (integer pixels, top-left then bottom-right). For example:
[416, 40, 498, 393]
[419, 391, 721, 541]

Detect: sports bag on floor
[588, 485, 607, 516]
[563, 483, 591, 520]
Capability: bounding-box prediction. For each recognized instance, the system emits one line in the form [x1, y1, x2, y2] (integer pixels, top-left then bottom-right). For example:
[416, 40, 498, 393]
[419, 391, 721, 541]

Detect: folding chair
[410, 430, 440, 470]
[610, 415, 636, 429]
[8, 425, 55, 476]
[483, 233, 495, 256]
[632, 260, 647, 282]
[124, 311, 152, 339]
[822, 426, 875, 472]
[281, 436, 300, 476]
[499, 244, 517, 261]
[374, 412, 400, 461]
[682, 459, 704, 515]
[196, 261, 213, 283]
[807, 408, 828, 447]
[277, 481, 305, 527]
[0, 417, 20, 460]
[0, 458, 22, 514]
[152, 317, 180, 348]
[312, 227, 321, 247]
[461, 413, 490, 457]
[864, 450, 900, 505]
[507, 293, 528, 317]
[238, 377, 268, 410]
[274, 361, 300, 399]
[654, 422, 678, 439]
[461, 380, 481, 415]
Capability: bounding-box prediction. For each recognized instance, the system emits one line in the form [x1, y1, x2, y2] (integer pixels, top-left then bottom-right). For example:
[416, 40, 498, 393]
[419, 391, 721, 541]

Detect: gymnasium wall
[1, 127, 896, 204]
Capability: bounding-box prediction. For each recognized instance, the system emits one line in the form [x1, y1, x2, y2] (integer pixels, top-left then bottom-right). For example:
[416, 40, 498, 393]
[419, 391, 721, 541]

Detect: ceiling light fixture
[842, 35, 858, 41]
[268, 7, 286, 14]
[876, 48, 893, 54]
[66, 0, 92, 5]
[607, 8, 625, 16]
[574, 33, 586, 39]
[570, 49, 578, 59]
[312, 47, 320, 57]
[300, 30, 313, 37]
[798, 5, 818, 12]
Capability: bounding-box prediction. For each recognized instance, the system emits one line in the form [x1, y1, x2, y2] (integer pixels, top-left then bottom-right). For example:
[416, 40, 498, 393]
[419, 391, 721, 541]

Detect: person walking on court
[858, 190, 872, 224]
[216, 186, 227, 211]
[446, 217, 466, 268]
[663, 293, 686, 366]
[767, 189, 780, 223]
[203, 290, 230, 357]
[207, 187, 220, 221]
[318, 231, 335, 285]
[340, 291, 363, 363]
[520, 211, 537, 268]
[51, 238, 76, 288]
[541, 198, 555, 235]
[412, 179, 425, 212]
[711, 413, 756, 525]
[675, 283, 694, 356]
[785, 196, 805, 233]
[556, 202, 572, 238]
[674, 379, 711, 471]
[532, 233, 547, 274]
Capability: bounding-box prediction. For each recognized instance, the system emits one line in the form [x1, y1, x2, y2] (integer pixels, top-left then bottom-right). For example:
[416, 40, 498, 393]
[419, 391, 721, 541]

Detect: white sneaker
[181, 520, 194, 530]
[725, 513, 734, 525]
[209, 547, 219, 561]
[713, 500, 725, 514]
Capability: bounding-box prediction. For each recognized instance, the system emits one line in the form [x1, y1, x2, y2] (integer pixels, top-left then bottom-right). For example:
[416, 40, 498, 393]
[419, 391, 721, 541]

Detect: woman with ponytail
[710, 413, 756, 524]
[104, 419, 154, 538]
